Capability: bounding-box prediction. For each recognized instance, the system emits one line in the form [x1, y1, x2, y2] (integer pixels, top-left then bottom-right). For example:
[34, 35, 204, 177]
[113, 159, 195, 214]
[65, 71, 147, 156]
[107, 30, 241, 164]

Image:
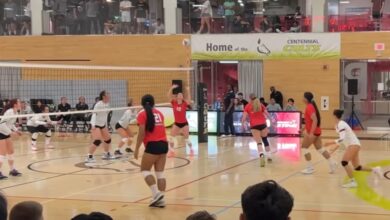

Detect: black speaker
[172, 80, 183, 94]
[348, 79, 358, 95]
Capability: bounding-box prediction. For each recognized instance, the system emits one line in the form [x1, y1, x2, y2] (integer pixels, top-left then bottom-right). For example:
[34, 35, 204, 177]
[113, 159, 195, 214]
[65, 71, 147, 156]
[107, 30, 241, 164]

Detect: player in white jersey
[325, 109, 382, 188]
[114, 98, 136, 157]
[0, 99, 22, 179]
[27, 105, 57, 151]
[85, 91, 115, 163]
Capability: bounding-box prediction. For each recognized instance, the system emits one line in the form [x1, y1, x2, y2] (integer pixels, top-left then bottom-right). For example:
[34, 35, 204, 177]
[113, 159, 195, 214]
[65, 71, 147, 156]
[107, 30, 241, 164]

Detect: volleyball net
[0, 62, 193, 132]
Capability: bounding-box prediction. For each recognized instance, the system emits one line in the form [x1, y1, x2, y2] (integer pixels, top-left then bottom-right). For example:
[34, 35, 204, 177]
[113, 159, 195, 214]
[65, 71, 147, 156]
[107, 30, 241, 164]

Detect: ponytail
[142, 94, 156, 132]
[304, 92, 321, 127]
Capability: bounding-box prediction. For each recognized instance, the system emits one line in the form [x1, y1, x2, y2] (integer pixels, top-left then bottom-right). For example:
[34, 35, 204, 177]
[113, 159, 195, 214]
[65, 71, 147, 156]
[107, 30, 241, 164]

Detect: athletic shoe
[342, 180, 358, 188]
[30, 144, 37, 151]
[125, 147, 134, 153]
[85, 156, 96, 163]
[259, 154, 266, 167]
[0, 172, 8, 180]
[114, 150, 123, 157]
[151, 199, 166, 208]
[101, 153, 116, 160]
[149, 192, 164, 207]
[372, 166, 383, 178]
[301, 167, 315, 175]
[328, 161, 338, 174]
[9, 169, 22, 177]
[45, 144, 55, 149]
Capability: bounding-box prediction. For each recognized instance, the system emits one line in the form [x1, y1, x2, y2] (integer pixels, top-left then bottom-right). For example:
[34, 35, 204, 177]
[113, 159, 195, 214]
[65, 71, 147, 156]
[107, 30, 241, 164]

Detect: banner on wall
[191, 33, 341, 60]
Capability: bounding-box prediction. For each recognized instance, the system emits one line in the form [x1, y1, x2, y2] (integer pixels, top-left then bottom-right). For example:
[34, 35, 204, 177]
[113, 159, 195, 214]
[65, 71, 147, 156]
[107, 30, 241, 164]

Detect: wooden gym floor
[1, 130, 390, 220]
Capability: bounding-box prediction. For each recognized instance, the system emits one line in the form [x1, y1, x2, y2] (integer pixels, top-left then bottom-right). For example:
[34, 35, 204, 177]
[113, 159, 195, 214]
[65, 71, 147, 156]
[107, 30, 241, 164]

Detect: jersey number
[154, 114, 162, 124]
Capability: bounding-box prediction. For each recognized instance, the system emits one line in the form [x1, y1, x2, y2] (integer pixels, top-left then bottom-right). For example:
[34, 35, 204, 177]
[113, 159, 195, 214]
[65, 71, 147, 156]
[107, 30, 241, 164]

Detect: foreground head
[240, 180, 293, 220]
[9, 201, 43, 220]
[303, 92, 314, 104]
[4, 99, 21, 114]
[186, 211, 216, 220]
[333, 109, 344, 121]
[72, 211, 113, 220]
[0, 192, 7, 220]
[99, 90, 110, 103]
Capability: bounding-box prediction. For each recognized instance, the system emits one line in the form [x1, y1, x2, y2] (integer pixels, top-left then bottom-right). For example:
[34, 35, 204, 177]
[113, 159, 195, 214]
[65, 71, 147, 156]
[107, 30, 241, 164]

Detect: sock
[307, 161, 313, 168]
[150, 184, 159, 197]
[31, 140, 37, 145]
[45, 138, 51, 145]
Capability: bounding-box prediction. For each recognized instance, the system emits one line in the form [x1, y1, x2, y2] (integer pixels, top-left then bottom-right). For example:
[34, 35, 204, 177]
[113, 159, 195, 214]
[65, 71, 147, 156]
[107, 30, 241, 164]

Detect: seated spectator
[240, 180, 294, 220]
[0, 192, 7, 220]
[260, 97, 268, 107]
[232, 14, 250, 33]
[237, 92, 248, 107]
[186, 211, 216, 220]
[21, 100, 32, 114]
[266, 98, 282, 112]
[234, 98, 244, 111]
[104, 19, 118, 35]
[72, 96, 89, 131]
[72, 212, 113, 220]
[9, 201, 43, 220]
[57, 97, 72, 124]
[260, 15, 272, 33]
[289, 21, 300, 33]
[32, 100, 44, 113]
[152, 18, 165, 34]
[285, 98, 297, 111]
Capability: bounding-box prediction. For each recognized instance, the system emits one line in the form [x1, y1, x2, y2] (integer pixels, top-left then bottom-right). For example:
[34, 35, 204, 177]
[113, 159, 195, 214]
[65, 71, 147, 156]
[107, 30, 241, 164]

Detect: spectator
[234, 98, 243, 111]
[9, 201, 43, 220]
[21, 100, 32, 114]
[72, 212, 113, 220]
[72, 96, 89, 131]
[98, 0, 109, 34]
[53, 0, 67, 34]
[270, 86, 284, 109]
[57, 97, 71, 124]
[32, 100, 44, 113]
[223, 0, 235, 33]
[24, 0, 31, 18]
[223, 84, 235, 136]
[260, 15, 272, 33]
[197, 0, 212, 34]
[289, 21, 300, 33]
[186, 211, 216, 220]
[152, 18, 165, 34]
[237, 92, 248, 107]
[4, 0, 17, 33]
[86, 0, 99, 34]
[240, 180, 294, 220]
[260, 97, 268, 107]
[266, 98, 282, 112]
[76, 1, 88, 34]
[213, 97, 222, 110]
[104, 19, 118, 34]
[120, 0, 132, 34]
[232, 14, 250, 33]
[294, 6, 302, 21]
[0, 192, 7, 220]
[5, 21, 18, 35]
[285, 98, 297, 111]
[20, 21, 31, 35]
[134, 0, 149, 34]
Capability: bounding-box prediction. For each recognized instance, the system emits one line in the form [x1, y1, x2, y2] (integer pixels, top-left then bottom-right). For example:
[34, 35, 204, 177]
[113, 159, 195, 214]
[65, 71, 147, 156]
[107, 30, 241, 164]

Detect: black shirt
[58, 103, 71, 112]
[270, 91, 284, 108]
[224, 91, 235, 113]
[76, 103, 89, 111]
[136, 2, 149, 18]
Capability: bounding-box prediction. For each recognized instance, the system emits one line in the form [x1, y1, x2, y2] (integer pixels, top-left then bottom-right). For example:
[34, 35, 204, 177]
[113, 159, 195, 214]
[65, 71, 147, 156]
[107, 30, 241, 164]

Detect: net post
[197, 83, 208, 143]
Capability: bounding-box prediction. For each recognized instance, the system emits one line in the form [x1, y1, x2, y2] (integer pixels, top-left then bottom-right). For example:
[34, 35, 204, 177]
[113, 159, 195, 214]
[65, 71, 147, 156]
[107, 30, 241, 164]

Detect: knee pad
[0, 155, 5, 163]
[355, 166, 362, 171]
[302, 148, 310, 155]
[121, 138, 129, 143]
[262, 137, 269, 147]
[155, 171, 164, 179]
[104, 139, 111, 144]
[32, 133, 39, 140]
[7, 154, 14, 161]
[142, 170, 153, 178]
[317, 148, 326, 154]
[341, 161, 348, 167]
[93, 140, 102, 147]
[45, 130, 52, 138]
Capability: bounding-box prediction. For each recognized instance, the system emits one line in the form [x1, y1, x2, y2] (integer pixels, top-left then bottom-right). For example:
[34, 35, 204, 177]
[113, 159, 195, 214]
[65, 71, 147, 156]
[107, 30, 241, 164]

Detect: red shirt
[244, 103, 267, 127]
[304, 103, 321, 135]
[171, 100, 188, 123]
[137, 109, 167, 145]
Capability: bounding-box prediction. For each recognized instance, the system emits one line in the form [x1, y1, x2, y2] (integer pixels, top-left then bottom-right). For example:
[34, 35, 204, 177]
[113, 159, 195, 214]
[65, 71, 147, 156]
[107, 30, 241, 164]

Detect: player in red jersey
[134, 94, 168, 208]
[242, 94, 272, 167]
[167, 84, 193, 156]
[301, 92, 336, 175]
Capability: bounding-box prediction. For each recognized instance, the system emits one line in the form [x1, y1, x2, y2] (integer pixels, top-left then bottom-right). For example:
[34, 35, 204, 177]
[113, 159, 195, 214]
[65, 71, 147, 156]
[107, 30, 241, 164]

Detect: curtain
[238, 61, 263, 100]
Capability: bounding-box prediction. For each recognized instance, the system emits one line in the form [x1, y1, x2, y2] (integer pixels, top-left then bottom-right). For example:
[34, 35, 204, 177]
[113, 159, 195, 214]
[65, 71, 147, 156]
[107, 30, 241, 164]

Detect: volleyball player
[85, 91, 116, 163]
[0, 99, 22, 178]
[301, 92, 337, 174]
[27, 105, 57, 151]
[325, 109, 382, 188]
[241, 94, 272, 167]
[167, 85, 192, 155]
[134, 94, 168, 208]
[114, 98, 136, 156]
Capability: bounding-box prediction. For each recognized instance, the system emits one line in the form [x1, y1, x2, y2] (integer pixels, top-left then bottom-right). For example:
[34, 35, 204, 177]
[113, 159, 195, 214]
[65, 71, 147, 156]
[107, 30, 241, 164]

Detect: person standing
[222, 85, 235, 137]
[223, 0, 235, 33]
[86, 0, 99, 34]
[120, 0, 132, 34]
[134, 0, 149, 34]
[270, 86, 284, 109]
[196, 0, 213, 34]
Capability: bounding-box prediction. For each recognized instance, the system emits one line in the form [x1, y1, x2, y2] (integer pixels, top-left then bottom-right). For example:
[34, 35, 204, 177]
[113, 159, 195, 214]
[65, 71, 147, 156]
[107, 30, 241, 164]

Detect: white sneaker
[301, 167, 315, 175]
[342, 180, 358, 188]
[45, 144, 55, 149]
[101, 152, 117, 160]
[149, 192, 164, 207]
[84, 157, 96, 163]
[151, 199, 166, 208]
[372, 166, 383, 179]
[328, 161, 338, 174]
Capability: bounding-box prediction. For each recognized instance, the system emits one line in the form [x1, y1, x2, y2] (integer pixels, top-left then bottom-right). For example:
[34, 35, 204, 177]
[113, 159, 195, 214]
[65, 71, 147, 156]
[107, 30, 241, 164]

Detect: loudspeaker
[172, 80, 183, 94]
[348, 79, 358, 95]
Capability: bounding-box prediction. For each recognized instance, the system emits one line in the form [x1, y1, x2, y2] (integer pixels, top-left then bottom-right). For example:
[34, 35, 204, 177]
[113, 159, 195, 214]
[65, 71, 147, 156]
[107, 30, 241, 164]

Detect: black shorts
[174, 122, 188, 128]
[0, 133, 10, 140]
[115, 123, 124, 130]
[95, 125, 106, 129]
[144, 141, 169, 155]
[251, 124, 267, 131]
[28, 125, 49, 133]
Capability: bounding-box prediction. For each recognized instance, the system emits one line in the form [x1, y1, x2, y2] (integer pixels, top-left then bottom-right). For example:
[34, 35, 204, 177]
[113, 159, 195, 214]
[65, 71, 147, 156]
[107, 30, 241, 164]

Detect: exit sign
[374, 43, 385, 51]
